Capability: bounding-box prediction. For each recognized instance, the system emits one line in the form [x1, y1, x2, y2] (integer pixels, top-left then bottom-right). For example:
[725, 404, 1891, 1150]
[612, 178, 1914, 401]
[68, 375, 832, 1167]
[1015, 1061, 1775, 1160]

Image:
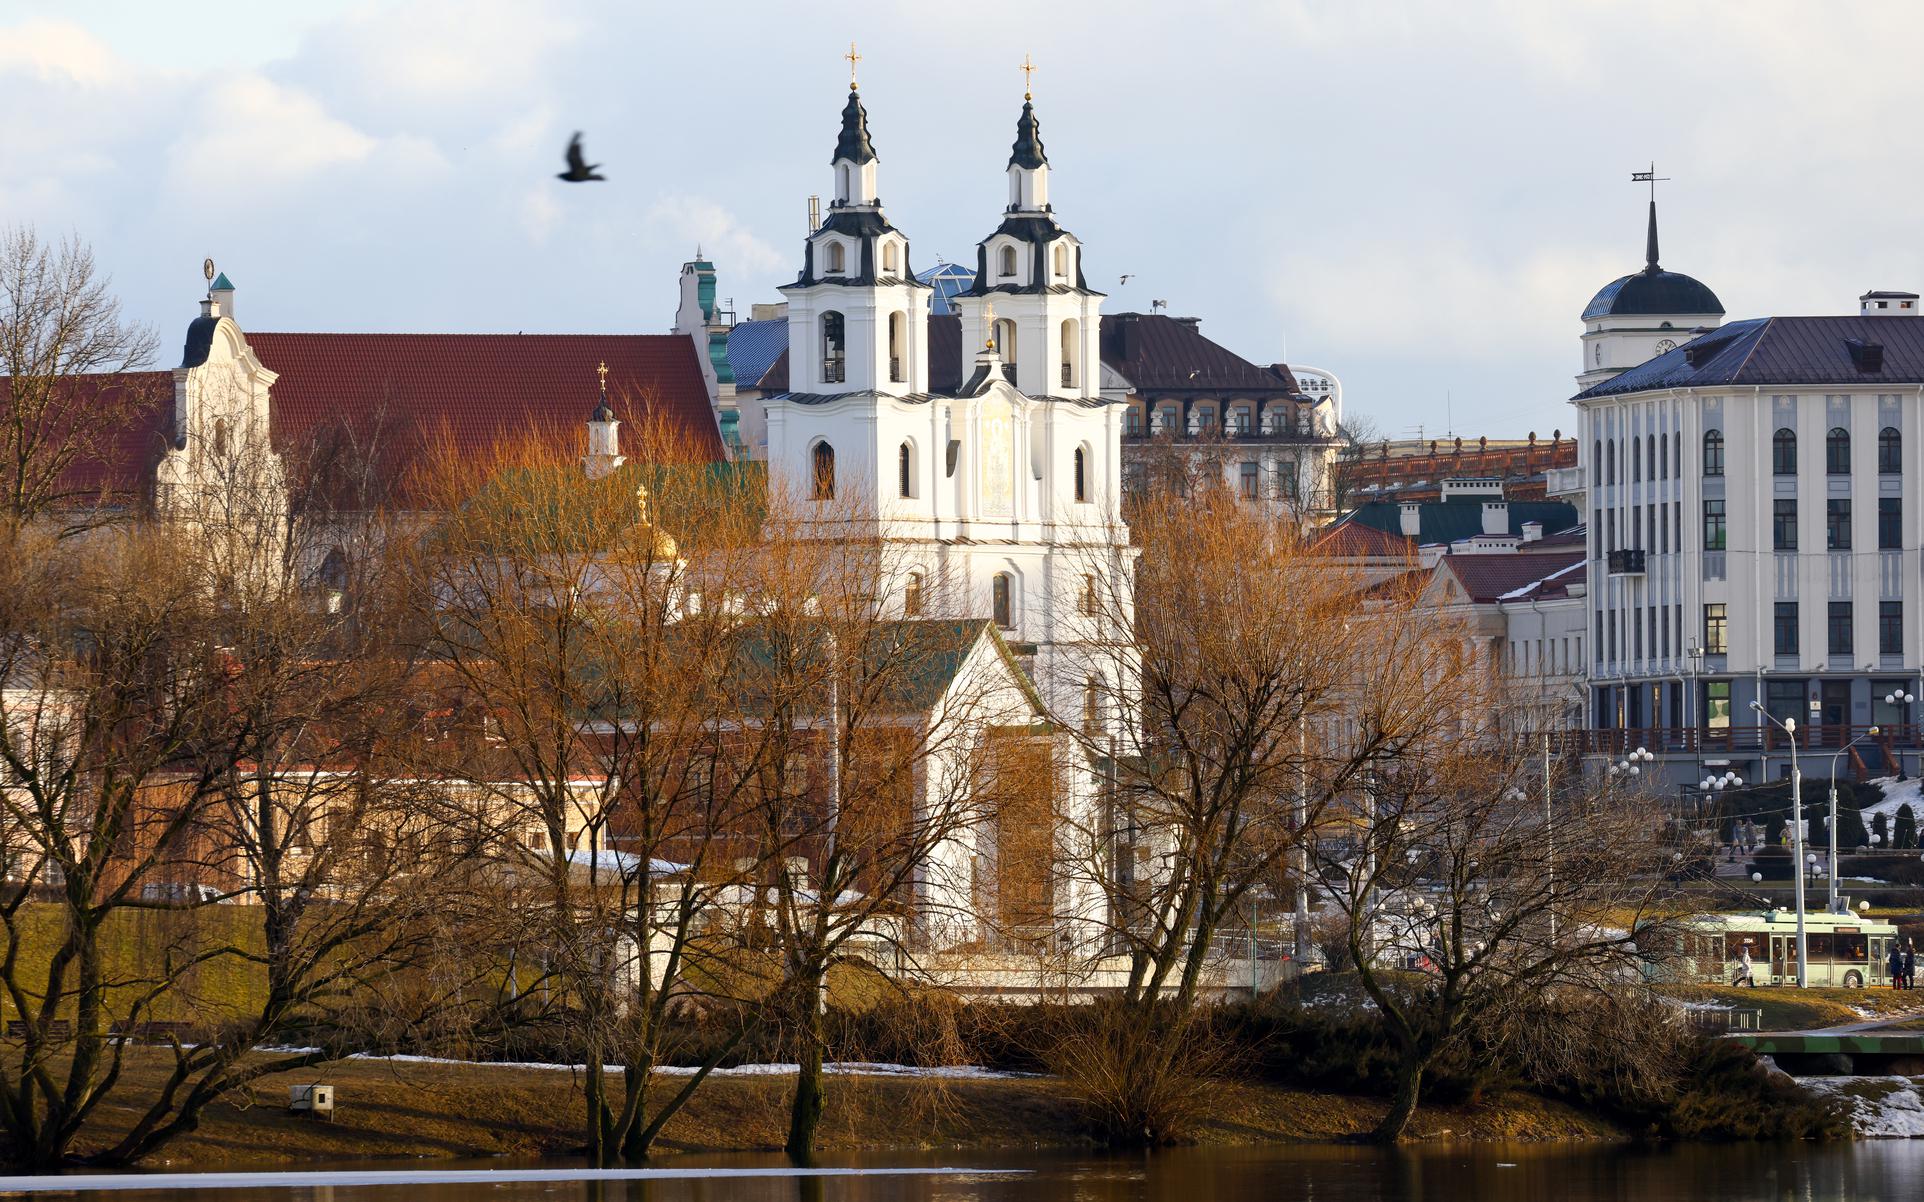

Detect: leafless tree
[0, 228, 161, 538]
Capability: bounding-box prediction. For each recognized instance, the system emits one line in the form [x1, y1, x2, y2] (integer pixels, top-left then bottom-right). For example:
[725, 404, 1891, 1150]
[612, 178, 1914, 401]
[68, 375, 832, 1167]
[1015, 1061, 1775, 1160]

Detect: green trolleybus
[1679, 909, 1902, 988]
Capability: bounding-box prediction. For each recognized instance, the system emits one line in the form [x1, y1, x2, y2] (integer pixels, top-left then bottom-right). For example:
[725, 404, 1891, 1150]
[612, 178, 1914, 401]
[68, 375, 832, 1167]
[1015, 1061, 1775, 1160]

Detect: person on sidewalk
[1905, 940, 1917, 990]
[1889, 943, 1905, 989]
[1732, 944, 1755, 988]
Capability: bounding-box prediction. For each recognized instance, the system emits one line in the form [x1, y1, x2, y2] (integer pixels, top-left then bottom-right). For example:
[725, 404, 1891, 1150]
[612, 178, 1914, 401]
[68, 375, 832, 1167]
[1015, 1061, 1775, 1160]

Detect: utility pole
[1543, 729, 1555, 940]
[1294, 717, 1310, 967]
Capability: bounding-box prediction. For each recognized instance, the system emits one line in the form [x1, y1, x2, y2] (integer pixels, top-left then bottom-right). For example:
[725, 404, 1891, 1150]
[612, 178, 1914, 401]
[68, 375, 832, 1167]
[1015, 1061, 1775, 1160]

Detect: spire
[833, 65, 876, 166]
[593, 360, 615, 422]
[1644, 199, 1660, 273]
[1009, 99, 1047, 170]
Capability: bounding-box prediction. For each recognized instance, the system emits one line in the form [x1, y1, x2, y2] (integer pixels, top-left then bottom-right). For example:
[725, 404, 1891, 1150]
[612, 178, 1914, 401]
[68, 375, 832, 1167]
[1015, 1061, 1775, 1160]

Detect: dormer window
[825, 242, 846, 275]
[881, 241, 898, 273]
[998, 245, 1017, 278]
[1052, 244, 1067, 277]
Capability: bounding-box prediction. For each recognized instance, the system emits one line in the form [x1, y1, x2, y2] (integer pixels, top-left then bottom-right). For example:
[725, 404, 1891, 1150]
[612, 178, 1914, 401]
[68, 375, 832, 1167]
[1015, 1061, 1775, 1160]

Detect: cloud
[0, 18, 119, 85]
[641, 195, 786, 277]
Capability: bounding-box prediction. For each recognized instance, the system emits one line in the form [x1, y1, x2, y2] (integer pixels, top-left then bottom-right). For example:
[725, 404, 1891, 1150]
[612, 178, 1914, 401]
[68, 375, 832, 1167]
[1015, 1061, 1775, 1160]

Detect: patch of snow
[1800, 1075, 1924, 1138]
[1861, 778, 1924, 825]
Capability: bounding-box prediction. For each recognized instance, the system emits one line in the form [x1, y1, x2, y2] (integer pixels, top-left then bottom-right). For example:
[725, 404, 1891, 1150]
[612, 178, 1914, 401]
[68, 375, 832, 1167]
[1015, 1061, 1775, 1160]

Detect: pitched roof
[1098, 313, 1303, 395]
[249, 331, 722, 471]
[1435, 550, 1585, 605]
[725, 319, 788, 390]
[0, 371, 175, 501]
[1313, 517, 1413, 559]
[1575, 315, 1924, 400]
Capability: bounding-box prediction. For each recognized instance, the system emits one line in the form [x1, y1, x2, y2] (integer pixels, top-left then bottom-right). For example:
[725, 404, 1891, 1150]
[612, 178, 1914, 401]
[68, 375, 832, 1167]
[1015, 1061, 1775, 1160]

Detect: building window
[825, 241, 846, 274]
[1879, 426, 1902, 474]
[1704, 603, 1727, 654]
[899, 440, 913, 498]
[1881, 601, 1903, 656]
[1231, 405, 1253, 435]
[882, 241, 898, 273]
[1083, 676, 1102, 736]
[998, 244, 1017, 277]
[992, 573, 1013, 629]
[1773, 427, 1797, 475]
[1703, 498, 1726, 550]
[1054, 243, 1068, 277]
[1829, 602, 1854, 657]
[1880, 496, 1902, 550]
[1606, 440, 1616, 484]
[1827, 427, 1851, 475]
[1773, 499, 1798, 551]
[1631, 437, 1641, 482]
[1073, 446, 1088, 502]
[1647, 433, 1657, 480]
[1592, 439, 1602, 481]
[904, 572, 924, 617]
[1658, 433, 1668, 479]
[888, 311, 906, 382]
[811, 441, 836, 500]
[1705, 680, 1731, 731]
[1827, 499, 1852, 550]
[1239, 461, 1259, 499]
[1080, 573, 1099, 616]
[1703, 429, 1724, 476]
[821, 311, 846, 384]
[1059, 318, 1079, 387]
[1775, 602, 1799, 656]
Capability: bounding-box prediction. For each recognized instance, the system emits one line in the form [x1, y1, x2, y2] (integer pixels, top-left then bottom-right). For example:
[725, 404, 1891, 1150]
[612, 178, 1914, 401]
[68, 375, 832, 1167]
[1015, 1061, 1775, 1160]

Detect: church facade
[759, 79, 1137, 734]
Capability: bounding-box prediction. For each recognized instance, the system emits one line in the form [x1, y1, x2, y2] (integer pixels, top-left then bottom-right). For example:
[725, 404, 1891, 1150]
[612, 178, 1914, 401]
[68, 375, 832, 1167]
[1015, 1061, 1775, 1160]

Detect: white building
[760, 80, 1136, 731]
[1571, 203, 1924, 782]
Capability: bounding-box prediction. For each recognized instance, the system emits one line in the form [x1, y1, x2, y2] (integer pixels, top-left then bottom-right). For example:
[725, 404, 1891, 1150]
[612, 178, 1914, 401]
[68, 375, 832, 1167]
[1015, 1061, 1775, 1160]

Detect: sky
[4, 0, 1923, 439]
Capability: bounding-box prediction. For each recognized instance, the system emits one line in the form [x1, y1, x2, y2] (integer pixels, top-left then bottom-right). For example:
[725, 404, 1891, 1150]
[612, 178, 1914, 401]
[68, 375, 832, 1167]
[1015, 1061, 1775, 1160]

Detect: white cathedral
[757, 77, 1136, 730]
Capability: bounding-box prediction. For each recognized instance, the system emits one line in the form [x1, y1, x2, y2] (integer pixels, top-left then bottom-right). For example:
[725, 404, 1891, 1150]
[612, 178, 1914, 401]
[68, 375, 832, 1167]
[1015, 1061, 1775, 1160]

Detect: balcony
[1607, 548, 1646, 576]
[1556, 722, 1918, 759]
[1125, 425, 1334, 446]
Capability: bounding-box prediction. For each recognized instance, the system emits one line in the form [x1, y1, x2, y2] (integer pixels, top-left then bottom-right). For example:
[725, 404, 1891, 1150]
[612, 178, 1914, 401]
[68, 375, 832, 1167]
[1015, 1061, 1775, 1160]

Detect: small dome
[1583, 267, 1723, 320]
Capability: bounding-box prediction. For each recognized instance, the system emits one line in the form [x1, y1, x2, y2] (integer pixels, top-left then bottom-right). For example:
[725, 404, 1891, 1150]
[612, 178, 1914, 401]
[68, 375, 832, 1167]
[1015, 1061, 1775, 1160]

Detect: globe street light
[1827, 725, 1881, 914]
[1749, 700, 1810, 986]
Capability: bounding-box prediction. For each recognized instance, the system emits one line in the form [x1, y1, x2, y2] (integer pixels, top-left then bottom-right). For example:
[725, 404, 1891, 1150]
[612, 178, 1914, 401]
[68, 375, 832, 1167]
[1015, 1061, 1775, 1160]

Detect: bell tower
[776, 47, 931, 398]
[952, 61, 1103, 400]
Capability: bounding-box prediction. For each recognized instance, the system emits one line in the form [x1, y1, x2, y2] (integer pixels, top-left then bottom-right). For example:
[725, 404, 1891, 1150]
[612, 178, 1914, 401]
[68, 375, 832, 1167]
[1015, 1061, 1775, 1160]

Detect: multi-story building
[1570, 207, 1923, 781]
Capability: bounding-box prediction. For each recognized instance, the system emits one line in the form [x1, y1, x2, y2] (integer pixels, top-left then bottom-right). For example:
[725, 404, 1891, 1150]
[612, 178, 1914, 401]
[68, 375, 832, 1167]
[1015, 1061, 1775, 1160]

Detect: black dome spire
[1009, 99, 1047, 170]
[1581, 196, 1723, 319]
[833, 89, 876, 165]
[1644, 198, 1660, 272]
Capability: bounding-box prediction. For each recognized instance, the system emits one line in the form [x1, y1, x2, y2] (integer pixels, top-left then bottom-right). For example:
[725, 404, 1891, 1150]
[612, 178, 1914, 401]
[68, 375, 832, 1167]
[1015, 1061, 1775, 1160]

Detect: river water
[3, 1143, 1922, 1201]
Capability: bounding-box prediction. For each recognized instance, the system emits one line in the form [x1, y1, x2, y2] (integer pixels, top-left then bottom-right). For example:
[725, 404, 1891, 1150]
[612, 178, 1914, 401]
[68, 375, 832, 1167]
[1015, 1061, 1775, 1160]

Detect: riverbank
[88, 1056, 1626, 1169]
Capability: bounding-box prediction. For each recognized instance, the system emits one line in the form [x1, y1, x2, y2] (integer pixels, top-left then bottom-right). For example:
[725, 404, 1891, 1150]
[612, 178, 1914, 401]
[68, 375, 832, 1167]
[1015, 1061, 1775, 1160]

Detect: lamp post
[1885, 689, 1916, 778]
[1827, 726, 1882, 914]
[1699, 769, 1745, 850]
[1750, 700, 1810, 987]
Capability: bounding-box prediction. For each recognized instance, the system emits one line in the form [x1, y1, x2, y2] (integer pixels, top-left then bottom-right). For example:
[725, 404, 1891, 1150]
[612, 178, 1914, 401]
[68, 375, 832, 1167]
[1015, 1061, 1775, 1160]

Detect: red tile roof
[1313, 518, 1412, 559]
[0, 372, 175, 503]
[1435, 550, 1585, 605]
[249, 332, 721, 471]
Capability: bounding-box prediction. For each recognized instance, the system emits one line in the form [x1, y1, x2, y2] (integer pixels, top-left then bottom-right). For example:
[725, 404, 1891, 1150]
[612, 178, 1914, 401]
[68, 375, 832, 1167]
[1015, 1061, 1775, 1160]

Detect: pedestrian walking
[1889, 942, 1904, 989]
[1905, 939, 1917, 990]
[1732, 943, 1755, 987]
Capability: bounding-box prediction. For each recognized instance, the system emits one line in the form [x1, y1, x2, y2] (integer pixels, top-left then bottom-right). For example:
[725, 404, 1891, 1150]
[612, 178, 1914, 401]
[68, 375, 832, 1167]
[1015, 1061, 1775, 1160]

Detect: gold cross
[845, 42, 861, 89]
[983, 300, 997, 351]
[597, 361, 609, 386]
[1020, 54, 1036, 100]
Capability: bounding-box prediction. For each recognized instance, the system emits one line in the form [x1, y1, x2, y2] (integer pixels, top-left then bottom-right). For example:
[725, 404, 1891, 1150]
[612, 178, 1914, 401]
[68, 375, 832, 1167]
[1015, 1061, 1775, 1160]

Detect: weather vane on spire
[845, 41, 861, 89]
[1020, 53, 1036, 100]
[1631, 162, 1669, 204]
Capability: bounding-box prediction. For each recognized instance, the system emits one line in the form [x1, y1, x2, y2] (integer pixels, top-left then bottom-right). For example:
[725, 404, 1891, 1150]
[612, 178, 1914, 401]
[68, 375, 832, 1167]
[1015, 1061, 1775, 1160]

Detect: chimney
[209, 272, 236, 323]
[1481, 500, 1508, 537]
[1399, 502, 1421, 538]
[1859, 290, 1919, 317]
[1521, 520, 1543, 543]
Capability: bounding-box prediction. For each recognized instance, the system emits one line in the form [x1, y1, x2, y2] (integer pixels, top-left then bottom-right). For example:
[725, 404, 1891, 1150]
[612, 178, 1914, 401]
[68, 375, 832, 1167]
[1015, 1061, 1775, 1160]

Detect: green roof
[211, 272, 234, 290]
[1342, 498, 1579, 545]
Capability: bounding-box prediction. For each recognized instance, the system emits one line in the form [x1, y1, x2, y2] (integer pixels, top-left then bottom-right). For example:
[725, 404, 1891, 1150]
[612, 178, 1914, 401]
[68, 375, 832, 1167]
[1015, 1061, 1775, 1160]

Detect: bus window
[1808, 934, 1833, 960]
[1836, 933, 1867, 962]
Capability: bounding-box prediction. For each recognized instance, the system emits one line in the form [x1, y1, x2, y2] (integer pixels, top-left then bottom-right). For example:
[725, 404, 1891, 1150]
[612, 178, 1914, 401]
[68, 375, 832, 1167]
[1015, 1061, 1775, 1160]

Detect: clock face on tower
[1654, 338, 1678, 354]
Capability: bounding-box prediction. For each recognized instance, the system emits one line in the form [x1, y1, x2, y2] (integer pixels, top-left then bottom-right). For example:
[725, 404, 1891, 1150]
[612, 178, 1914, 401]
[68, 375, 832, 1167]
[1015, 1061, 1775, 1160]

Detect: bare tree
[1317, 732, 1681, 1141]
[0, 228, 160, 538]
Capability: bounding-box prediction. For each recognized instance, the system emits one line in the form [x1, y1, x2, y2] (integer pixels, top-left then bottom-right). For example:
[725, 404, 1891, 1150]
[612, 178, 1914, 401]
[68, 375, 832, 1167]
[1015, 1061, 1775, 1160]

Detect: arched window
[212, 417, 229, 458]
[1059, 318, 1079, 388]
[998, 244, 1017, 277]
[1827, 426, 1851, 475]
[811, 441, 835, 500]
[1773, 427, 1797, 475]
[898, 439, 914, 498]
[1053, 243, 1068, 277]
[1703, 429, 1724, 477]
[1880, 426, 1902, 474]
[839, 165, 850, 200]
[1631, 436, 1641, 482]
[1230, 405, 1252, 435]
[820, 311, 846, 384]
[1073, 445, 1088, 502]
[1592, 439, 1601, 480]
[904, 572, 924, 617]
[825, 241, 846, 274]
[992, 573, 1013, 629]
[1083, 676, 1102, 736]
[887, 311, 906, 382]
[882, 241, 898, 273]
[1650, 434, 1660, 479]
[1606, 440, 1616, 484]
[993, 319, 1018, 384]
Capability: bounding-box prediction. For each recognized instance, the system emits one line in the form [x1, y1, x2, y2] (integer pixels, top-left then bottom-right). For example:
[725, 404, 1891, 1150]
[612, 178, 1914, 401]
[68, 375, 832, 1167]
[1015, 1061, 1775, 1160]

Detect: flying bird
[557, 133, 605, 182]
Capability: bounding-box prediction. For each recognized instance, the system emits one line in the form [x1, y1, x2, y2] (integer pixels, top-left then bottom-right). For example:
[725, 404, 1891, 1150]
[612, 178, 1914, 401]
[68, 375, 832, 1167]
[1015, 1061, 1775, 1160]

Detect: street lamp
[1749, 700, 1810, 986]
[1827, 725, 1881, 914]
[1608, 747, 1654, 778]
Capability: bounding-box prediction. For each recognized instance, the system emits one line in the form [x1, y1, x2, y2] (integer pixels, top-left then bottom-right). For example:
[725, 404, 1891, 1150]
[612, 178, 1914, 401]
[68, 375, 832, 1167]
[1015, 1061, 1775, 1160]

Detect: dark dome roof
[1583, 267, 1724, 320]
